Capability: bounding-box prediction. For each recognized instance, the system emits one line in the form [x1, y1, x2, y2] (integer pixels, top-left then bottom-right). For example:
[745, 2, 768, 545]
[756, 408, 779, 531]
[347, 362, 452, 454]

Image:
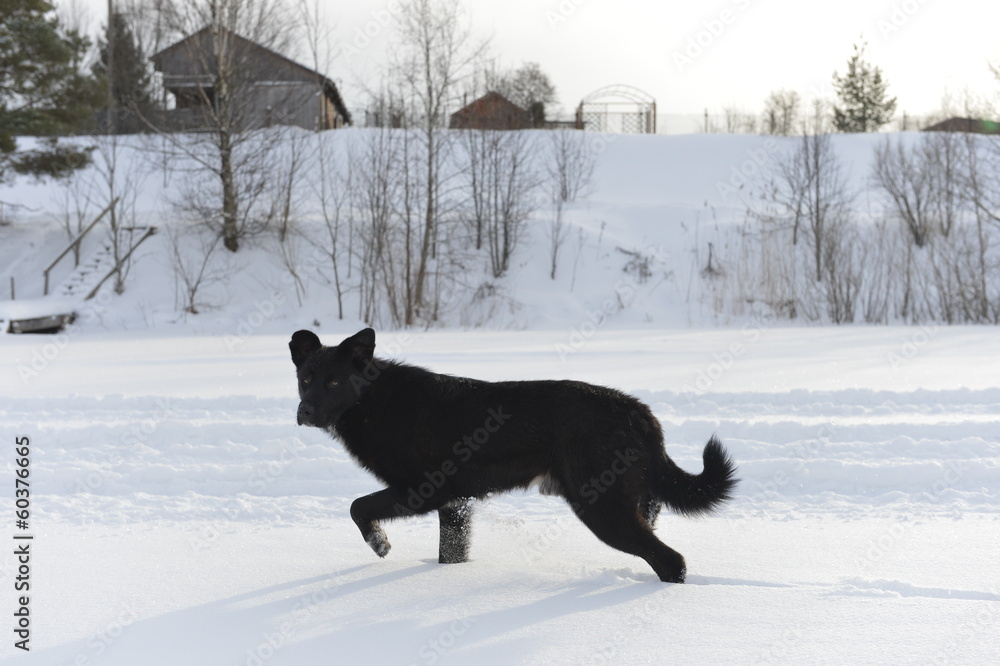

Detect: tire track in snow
[2, 389, 998, 523]
[646, 389, 1000, 517]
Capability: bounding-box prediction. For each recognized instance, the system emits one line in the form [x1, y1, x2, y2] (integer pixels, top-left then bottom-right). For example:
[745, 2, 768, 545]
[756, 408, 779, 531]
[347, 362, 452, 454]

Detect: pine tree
[0, 0, 103, 182]
[92, 11, 156, 127]
[832, 41, 897, 133]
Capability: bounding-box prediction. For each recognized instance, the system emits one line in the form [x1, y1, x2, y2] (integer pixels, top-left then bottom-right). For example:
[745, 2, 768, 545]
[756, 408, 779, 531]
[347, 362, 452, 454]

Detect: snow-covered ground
[1, 129, 999, 663]
[1, 327, 998, 665]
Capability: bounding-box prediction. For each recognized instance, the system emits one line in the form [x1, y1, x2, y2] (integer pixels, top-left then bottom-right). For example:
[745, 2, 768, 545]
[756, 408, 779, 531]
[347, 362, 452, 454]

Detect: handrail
[84, 226, 158, 301]
[43, 197, 119, 295]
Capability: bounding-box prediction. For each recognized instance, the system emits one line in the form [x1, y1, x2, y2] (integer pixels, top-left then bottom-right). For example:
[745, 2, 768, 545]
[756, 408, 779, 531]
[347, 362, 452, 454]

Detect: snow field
[2, 329, 998, 664]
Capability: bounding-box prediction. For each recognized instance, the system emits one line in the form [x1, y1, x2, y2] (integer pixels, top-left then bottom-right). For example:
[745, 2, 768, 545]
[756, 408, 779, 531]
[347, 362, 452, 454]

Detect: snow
[1, 130, 999, 664]
[2, 329, 998, 665]
[0, 298, 77, 321]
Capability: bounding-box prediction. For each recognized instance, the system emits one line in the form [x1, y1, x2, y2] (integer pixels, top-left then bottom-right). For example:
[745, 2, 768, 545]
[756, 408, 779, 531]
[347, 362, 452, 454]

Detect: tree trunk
[219, 129, 239, 252]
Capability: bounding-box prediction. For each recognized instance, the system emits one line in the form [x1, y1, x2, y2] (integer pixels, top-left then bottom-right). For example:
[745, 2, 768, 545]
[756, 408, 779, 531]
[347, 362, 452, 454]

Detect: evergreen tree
[832, 41, 897, 133]
[92, 11, 156, 127]
[0, 0, 103, 182]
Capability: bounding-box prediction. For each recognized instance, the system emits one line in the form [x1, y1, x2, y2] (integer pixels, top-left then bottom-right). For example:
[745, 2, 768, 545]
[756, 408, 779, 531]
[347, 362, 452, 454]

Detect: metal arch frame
[576, 84, 657, 134]
[580, 84, 655, 106]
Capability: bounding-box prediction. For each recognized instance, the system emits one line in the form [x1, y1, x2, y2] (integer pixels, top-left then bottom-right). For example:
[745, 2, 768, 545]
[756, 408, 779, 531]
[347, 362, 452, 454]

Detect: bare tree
[462, 129, 539, 277]
[545, 129, 595, 279]
[722, 105, 756, 134]
[141, 0, 299, 251]
[310, 133, 348, 319]
[55, 168, 95, 267]
[349, 125, 407, 326]
[91, 134, 150, 293]
[872, 132, 968, 248]
[166, 223, 228, 314]
[761, 131, 853, 282]
[268, 128, 317, 307]
[762, 89, 800, 136]
[480, 61, 557, 126]
[872, 137, 935, 248]
[389, 0, 488, 320]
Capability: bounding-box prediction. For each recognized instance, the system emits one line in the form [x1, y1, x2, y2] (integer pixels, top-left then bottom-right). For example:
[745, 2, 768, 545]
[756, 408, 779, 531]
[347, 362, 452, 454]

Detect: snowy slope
[2, 329, 999, 665]
[0, 129, 902, 335]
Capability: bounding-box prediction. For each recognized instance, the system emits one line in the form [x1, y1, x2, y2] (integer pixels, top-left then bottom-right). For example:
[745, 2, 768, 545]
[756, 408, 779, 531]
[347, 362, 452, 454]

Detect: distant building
[922, 117, 1000, 135]
[149, 27, 350, 132]
[449, 92, 532, 130]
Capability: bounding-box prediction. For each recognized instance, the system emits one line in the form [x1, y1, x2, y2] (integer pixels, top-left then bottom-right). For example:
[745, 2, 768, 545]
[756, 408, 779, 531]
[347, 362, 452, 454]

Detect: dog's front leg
[350, 488, 415, 557]
[438, 499, 473, 564]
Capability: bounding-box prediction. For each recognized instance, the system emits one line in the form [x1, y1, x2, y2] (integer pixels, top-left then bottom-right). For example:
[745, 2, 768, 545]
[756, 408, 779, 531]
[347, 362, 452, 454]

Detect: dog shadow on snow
[31, 557, 993, 665]
[28, 558, 713, 665]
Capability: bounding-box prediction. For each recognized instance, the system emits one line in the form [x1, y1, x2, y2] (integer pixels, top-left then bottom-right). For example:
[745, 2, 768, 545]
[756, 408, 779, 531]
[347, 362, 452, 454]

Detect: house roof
[449, 91, 532, 129]
[151, 27, 351, 125]
[923, 117, 1000, 134]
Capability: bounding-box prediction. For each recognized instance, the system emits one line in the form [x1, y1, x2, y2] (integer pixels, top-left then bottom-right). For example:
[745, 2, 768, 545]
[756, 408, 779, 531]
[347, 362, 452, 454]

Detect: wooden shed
[449, 92, 532, 130]
[922, 117, 1000, 135]
[151, 27, 351, 132]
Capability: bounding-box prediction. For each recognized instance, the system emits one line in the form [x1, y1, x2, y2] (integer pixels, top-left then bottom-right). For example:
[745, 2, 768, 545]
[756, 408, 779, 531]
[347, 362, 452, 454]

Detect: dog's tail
[653, 435, 738, 517]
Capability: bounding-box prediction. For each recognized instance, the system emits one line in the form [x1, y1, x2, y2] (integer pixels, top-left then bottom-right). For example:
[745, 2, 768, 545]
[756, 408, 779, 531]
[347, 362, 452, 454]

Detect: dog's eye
[327, 379, 340, 388]
[302, 376, 312, 385]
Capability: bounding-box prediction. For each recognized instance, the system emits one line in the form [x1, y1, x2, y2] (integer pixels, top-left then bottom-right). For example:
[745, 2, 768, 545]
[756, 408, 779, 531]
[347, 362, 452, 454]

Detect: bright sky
[78, 0, 1000, 124]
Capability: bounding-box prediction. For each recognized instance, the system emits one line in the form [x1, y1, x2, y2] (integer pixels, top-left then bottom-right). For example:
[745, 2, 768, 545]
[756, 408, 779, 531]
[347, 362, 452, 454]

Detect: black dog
[290, 328, 737, 583]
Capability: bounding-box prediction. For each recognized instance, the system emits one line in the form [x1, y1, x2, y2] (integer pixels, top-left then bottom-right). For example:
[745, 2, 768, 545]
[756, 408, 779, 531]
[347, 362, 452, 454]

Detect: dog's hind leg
[438, 499, 473, 564]
[641, 496, 662, 528]
[573, 499, 687, 583]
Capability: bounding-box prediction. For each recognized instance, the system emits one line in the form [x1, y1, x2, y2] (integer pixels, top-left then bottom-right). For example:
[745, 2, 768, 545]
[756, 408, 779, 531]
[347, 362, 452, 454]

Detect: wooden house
[150, 27, 350, 132]
[449, 92, 532, 130]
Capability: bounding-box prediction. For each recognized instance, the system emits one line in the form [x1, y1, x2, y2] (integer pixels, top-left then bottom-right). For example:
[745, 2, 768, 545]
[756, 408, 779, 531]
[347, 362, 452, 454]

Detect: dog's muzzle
[296, 402, 314, 426]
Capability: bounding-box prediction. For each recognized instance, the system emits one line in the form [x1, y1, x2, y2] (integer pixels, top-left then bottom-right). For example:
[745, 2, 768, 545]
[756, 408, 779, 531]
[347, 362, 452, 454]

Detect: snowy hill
[0, 129, 900, 335]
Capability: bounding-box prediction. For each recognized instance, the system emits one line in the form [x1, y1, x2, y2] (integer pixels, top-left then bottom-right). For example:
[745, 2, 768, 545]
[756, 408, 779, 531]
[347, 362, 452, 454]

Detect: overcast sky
[79, 0, 1000, 125]
[329, 0, 1000, 120]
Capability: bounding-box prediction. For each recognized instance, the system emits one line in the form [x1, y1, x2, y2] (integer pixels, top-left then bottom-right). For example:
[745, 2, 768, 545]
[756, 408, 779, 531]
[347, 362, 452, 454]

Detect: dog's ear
[340, 327, 375, 363]
[289, 330, 322, 367]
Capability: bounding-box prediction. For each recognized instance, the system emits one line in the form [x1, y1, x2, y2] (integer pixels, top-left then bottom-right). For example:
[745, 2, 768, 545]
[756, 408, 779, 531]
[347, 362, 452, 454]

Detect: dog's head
[289, 328, 376, 428]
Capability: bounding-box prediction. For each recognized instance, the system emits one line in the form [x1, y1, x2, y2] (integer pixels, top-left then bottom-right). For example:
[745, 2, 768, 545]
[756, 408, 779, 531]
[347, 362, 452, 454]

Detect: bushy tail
[655, 436, 738, 517]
